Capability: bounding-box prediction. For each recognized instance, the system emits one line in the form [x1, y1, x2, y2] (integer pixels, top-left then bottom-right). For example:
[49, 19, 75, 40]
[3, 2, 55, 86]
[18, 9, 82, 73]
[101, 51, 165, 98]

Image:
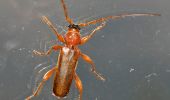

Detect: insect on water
[26, 0, 160, 100]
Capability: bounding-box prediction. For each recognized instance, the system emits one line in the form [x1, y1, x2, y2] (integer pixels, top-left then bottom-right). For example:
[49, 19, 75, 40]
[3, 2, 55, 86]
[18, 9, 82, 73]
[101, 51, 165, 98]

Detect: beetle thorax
[65, 28, 81, 46]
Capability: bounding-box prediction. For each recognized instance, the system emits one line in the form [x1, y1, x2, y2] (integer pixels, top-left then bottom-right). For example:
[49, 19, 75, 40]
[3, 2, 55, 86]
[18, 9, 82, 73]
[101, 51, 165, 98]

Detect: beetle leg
[33, 45, 62, 56]
[74, 72, 83, 100]
[80, 22, 106, 45]
[41, 16, 65, 43]
[80, 53, 105, 82]
[26, 67, 58, 100]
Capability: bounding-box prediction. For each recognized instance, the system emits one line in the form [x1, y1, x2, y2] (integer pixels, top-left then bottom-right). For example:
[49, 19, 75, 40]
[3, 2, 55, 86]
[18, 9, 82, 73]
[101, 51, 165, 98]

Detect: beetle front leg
[80, 53, 105, 81]
[80, 22, 106, 45]
[41, 16, 65, 43]
[33, 45, 62, 56]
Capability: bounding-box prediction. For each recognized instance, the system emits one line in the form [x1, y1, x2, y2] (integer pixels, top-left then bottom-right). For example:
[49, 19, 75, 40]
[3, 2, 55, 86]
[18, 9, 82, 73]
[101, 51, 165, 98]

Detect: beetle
[26, 0, 160, 100]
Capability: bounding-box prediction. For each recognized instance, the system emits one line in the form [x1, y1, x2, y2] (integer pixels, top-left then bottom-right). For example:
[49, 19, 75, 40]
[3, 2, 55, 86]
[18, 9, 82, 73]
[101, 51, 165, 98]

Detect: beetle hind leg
[74, 72, 83, 100]
[26, 67, 57, 100]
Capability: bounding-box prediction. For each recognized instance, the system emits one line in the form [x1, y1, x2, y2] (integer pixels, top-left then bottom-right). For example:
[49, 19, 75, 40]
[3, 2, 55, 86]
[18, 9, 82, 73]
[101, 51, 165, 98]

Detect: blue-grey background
[0, 0, 169, 100]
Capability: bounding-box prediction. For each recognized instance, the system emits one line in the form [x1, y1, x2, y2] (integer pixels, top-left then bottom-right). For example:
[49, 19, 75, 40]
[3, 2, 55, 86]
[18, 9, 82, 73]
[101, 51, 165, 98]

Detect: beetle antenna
[78, 13, 160, 27]
[61, 0, 73, 25]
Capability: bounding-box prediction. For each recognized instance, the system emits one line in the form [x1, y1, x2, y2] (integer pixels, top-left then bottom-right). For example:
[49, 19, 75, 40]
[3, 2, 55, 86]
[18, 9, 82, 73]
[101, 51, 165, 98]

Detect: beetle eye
[68, 24, 81, 30]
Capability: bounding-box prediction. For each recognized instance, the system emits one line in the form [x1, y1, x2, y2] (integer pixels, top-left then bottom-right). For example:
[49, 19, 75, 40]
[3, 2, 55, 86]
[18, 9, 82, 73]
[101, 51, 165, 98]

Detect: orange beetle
[26, 0, 160, 100]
